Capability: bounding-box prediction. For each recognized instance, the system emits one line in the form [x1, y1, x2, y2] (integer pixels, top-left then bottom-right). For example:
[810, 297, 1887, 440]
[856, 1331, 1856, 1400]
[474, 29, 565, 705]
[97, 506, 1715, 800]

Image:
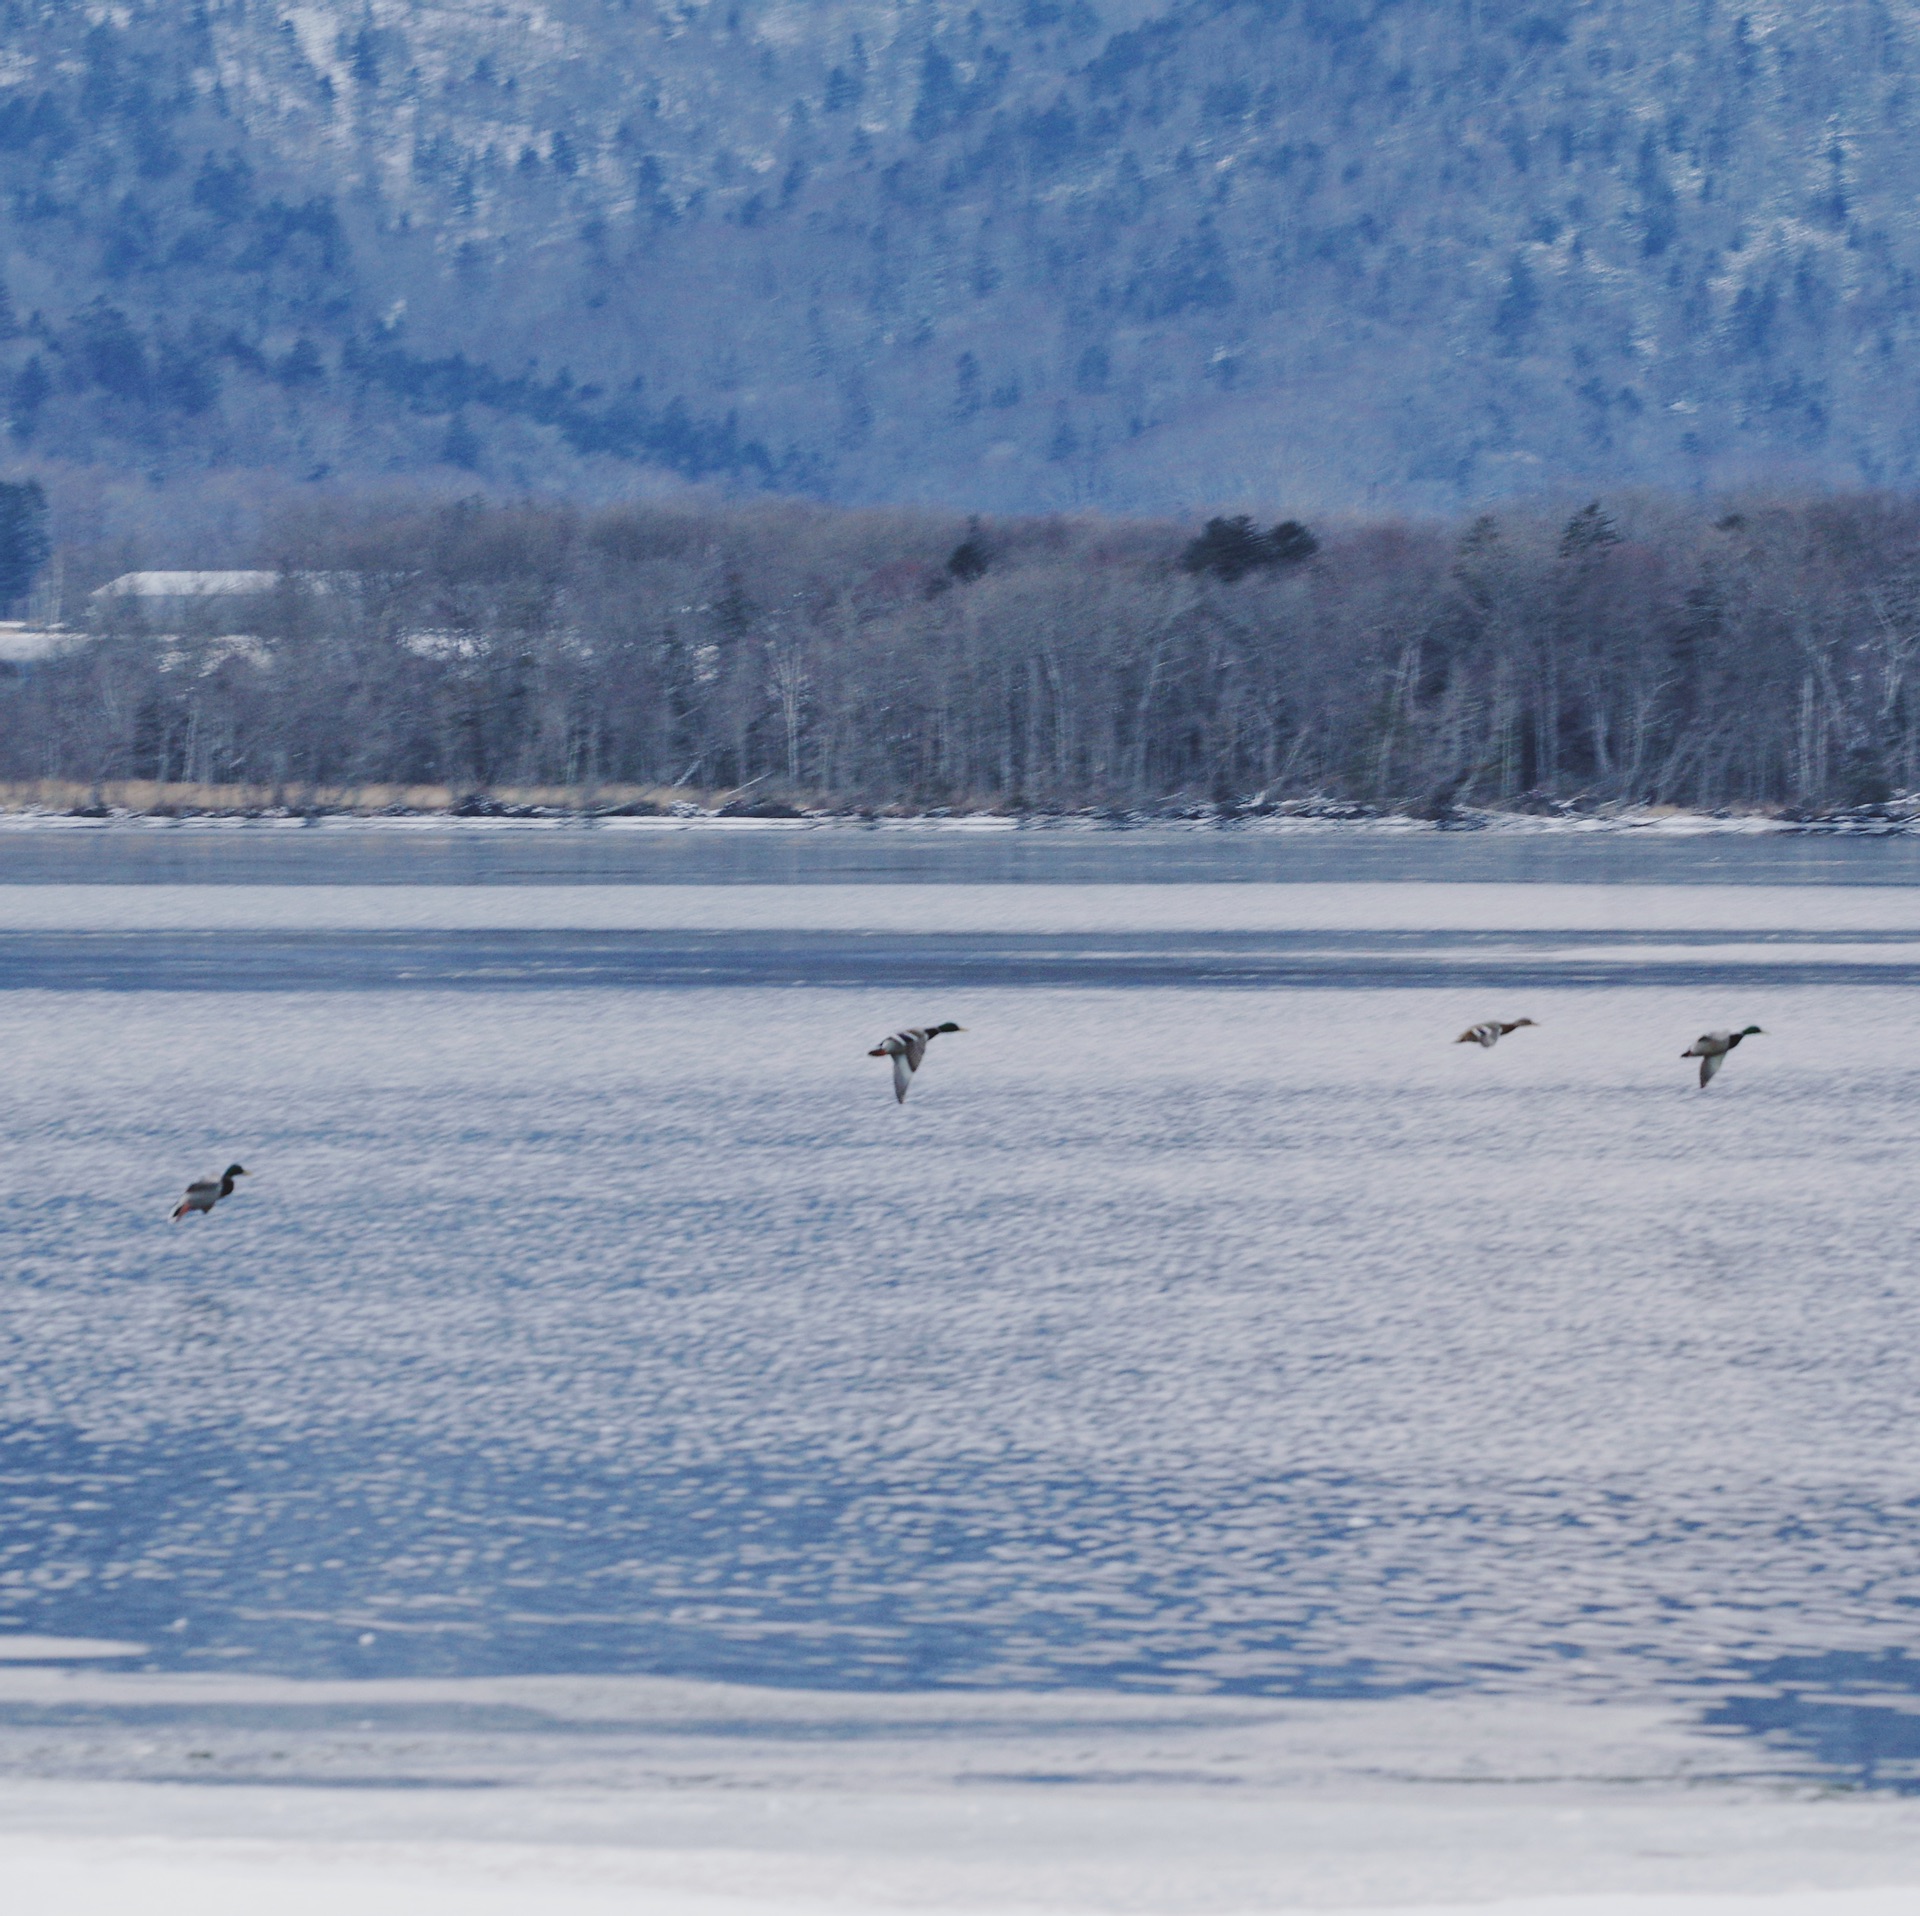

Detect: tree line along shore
[10, 490, 1920, 820]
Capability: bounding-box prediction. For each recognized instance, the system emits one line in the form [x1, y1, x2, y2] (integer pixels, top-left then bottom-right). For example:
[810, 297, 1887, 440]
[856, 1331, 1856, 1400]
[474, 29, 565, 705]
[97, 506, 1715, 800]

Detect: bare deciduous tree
[13, 493, 1920, 816]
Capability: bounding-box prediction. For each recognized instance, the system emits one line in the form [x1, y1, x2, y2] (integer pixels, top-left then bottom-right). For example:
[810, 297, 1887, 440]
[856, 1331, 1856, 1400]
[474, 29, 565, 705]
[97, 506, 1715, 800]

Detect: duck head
[1740, 1025, 1764, 1037]
[933, 1022, 965, 1034]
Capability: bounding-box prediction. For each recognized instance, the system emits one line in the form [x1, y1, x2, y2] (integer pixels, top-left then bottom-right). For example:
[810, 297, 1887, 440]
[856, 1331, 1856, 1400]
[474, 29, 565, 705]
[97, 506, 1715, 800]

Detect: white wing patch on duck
[868, 1024, 963, 1104]
[1456, 1018, 1536, 1049]
[1681, 1026, 1761, 1088]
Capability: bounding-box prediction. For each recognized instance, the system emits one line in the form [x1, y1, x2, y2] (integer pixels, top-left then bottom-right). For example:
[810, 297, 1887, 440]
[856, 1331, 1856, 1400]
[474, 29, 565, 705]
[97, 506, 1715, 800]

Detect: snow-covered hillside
[5, 2, 1920, 522]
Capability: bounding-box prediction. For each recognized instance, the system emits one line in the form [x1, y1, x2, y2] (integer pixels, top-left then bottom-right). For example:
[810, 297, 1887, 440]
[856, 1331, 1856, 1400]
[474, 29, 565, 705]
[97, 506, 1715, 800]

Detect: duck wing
[892, 1049, 916, 1103]
[1699, 1050, 1724, 1087]
[172, 1181, 216, 1218]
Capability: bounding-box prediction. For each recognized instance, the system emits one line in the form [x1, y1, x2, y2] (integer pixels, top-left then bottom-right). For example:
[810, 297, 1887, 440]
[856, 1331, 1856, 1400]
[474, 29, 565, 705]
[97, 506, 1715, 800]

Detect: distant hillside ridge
[1, 2, 1917, 525]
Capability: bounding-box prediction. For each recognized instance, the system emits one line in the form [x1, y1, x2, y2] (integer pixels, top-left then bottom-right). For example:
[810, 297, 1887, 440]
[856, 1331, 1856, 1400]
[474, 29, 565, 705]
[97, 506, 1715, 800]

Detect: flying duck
[1456, 1017, 1537, 1049]
[172, 1164, 249, 1219]
[1682, 1026, 1763, 1088]
[868, 1023, 964, 1103]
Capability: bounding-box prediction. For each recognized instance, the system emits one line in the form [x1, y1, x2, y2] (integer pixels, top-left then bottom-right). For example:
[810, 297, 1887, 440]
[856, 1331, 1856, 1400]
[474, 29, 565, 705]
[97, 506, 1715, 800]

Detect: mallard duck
[171, 1164, 249, 1219]
[1456, 1017, 1537, 1049]
[868, 1023, 964, 1103]
[1682, 1026, 1763, 1088]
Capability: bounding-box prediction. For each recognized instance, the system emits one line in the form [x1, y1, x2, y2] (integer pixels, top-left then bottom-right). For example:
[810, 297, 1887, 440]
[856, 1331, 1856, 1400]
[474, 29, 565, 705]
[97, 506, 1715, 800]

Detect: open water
[5, 826, 1920, 1787]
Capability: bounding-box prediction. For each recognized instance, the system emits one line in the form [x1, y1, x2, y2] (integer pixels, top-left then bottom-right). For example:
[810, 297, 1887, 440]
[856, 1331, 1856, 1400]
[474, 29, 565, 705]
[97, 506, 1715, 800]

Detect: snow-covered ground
[0, 803, 1891, 837]
[4, 1672, 1920, 1913]
[6, 1786, 1920, 1915]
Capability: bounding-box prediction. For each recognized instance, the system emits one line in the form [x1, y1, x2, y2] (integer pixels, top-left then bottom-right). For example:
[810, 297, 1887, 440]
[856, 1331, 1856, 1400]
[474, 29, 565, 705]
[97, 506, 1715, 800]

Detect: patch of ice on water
[6, 882, 1920, 932]
[2, 1737, 1920, 1916]
[0, 1637, 144, 1661]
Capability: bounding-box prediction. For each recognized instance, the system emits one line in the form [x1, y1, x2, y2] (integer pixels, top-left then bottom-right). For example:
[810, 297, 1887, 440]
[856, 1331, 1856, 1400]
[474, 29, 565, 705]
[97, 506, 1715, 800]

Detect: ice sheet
[0, 1636, 144, 1661]
[0, 1665, 1771, 1793]
[3, 1832, 1919, 1916]
[6, 881, 1920, 932]
[6, 1750, 1920, 1916]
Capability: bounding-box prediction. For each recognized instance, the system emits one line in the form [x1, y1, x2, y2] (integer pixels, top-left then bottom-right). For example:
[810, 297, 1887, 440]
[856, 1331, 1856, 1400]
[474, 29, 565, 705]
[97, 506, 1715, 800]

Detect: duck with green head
[868, 1023, 964, 1103]
[171, 1163, 249, 1218]
[1456, 1017, 1537, 1049]
[1682, 1026, 1762, 1088]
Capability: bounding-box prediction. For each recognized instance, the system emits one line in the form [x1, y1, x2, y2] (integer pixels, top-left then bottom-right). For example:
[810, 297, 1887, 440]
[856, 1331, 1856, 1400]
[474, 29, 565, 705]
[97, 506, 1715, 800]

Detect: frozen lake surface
[5, 832, 1920, 1820]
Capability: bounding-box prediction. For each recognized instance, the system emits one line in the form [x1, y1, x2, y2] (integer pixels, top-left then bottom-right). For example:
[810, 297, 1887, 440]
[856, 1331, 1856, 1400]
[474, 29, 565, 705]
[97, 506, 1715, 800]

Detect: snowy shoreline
[0, 803, 1908, 837]
[3, 1671, 1920, 1914]
[6, 1790, 1919, 1916]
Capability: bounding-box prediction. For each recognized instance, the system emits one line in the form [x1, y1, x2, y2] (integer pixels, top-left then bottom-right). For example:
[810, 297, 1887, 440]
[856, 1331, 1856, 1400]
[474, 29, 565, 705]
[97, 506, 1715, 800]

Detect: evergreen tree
[947, 519, 990, 581]
[1181, 516, 1318, 582]
[1181, 516, 1266, 581]
[8, 358, 50, 443]
[440, 412, 482, 470]
[1559, 502, 1620, 559]
[0, 479, 49, 613]
[1266, 520, 1318, 567]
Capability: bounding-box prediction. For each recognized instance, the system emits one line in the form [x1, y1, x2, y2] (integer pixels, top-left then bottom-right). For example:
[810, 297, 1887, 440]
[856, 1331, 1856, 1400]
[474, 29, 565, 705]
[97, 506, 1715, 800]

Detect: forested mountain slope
[3, 1, 1918, 522]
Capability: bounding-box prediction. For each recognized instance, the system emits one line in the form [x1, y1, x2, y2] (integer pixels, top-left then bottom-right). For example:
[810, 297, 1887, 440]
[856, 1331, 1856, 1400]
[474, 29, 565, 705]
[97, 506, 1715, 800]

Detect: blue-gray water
[5, 829, 1920, 1790]
[5, 821, 1920, 886]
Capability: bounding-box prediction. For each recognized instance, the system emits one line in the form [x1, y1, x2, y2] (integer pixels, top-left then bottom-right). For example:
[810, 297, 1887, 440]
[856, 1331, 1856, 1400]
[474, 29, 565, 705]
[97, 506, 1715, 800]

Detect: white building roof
[93, 571, 281, 599]
[0, 622, 79, 663]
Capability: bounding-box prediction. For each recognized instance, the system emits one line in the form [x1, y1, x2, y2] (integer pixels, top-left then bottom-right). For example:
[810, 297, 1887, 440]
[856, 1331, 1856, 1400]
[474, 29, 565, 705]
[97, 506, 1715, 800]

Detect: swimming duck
[1456, 1017, 1537, 1049]
[1682, 1026, 1763, 1088]
[171, 1164, 249, 1219]
[868, 1023, 964, 1103]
